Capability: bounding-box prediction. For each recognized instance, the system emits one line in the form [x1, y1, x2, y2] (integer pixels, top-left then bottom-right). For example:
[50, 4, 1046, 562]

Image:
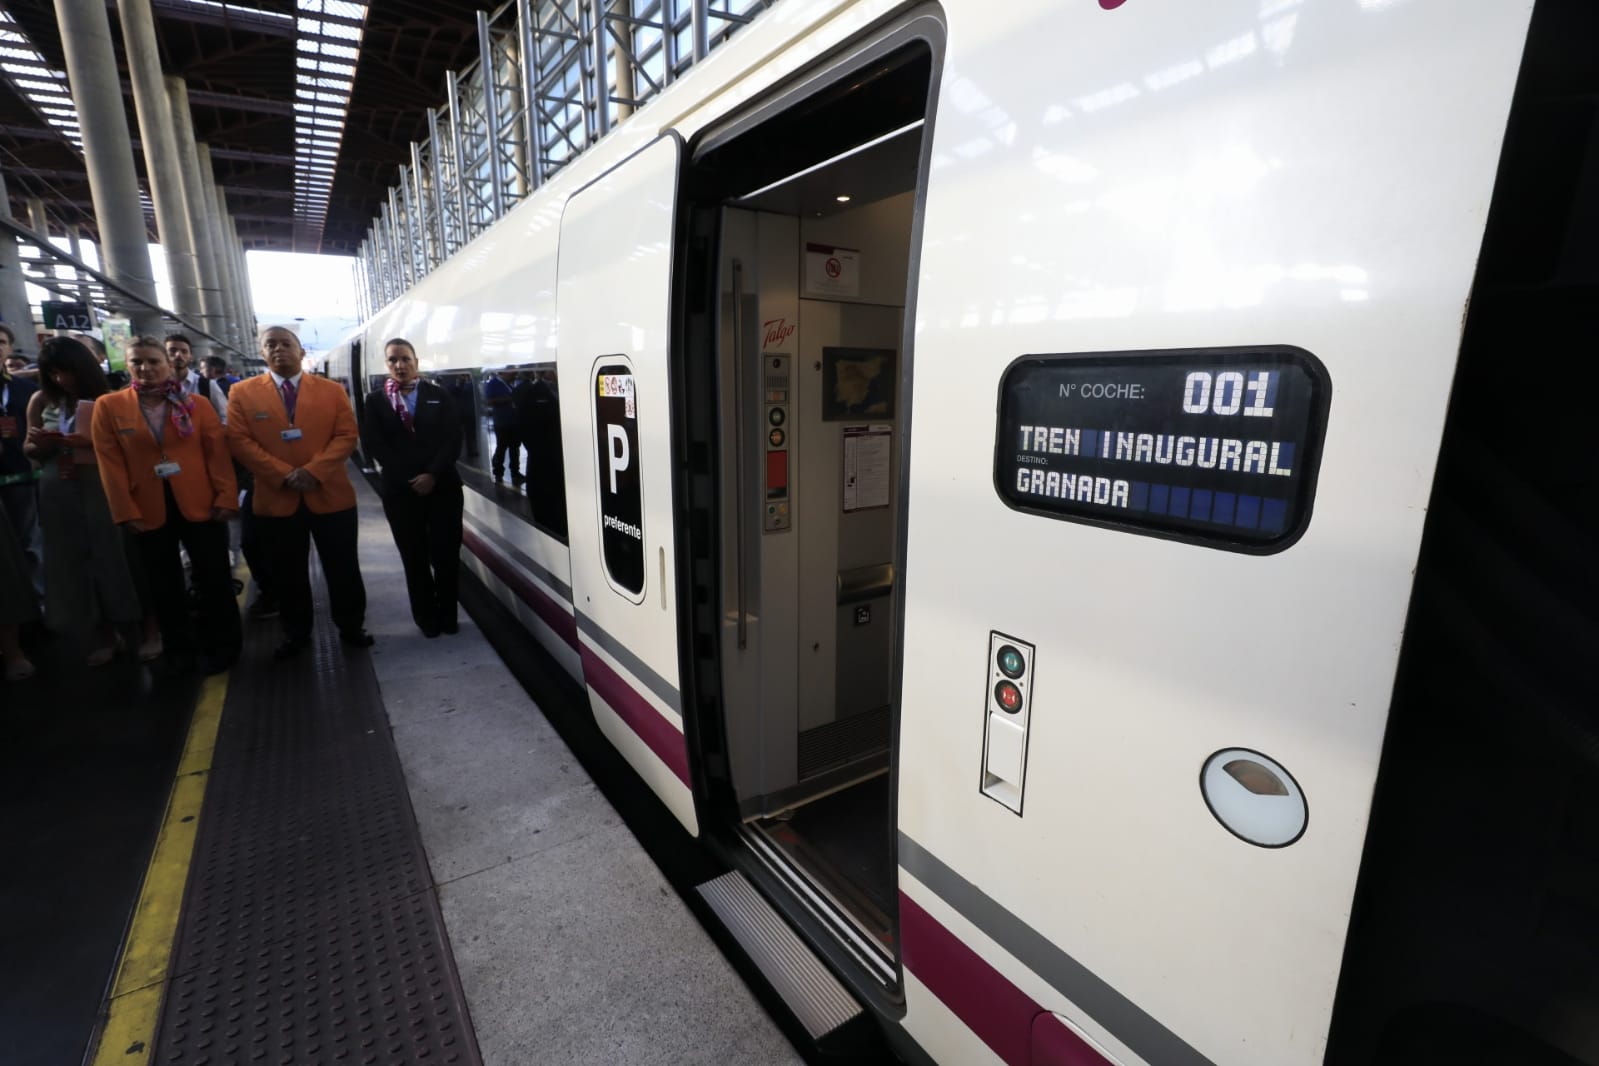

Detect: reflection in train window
[451, 363, 567, 543]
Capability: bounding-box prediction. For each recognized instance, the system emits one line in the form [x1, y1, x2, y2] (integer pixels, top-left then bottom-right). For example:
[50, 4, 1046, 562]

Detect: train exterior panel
[326, 1, 1548, 1063]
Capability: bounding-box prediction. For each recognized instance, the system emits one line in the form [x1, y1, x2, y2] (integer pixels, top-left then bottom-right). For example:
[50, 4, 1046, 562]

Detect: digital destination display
[994, 347, 1330, 552]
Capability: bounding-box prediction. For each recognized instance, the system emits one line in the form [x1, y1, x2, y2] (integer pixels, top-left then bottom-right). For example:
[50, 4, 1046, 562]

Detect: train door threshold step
[696, 870, 864, 1041]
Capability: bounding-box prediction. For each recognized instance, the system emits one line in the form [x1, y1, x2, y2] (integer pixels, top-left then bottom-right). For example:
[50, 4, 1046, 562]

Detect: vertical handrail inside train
[732, 256, 748, 650]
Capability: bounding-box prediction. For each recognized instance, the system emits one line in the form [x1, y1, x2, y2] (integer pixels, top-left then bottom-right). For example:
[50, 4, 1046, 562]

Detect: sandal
[138, 633, 164, 662]
[4, 657, 35, 682]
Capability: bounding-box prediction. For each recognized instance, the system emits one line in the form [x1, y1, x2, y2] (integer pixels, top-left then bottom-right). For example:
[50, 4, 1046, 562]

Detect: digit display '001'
[993, 346, 1331, 553]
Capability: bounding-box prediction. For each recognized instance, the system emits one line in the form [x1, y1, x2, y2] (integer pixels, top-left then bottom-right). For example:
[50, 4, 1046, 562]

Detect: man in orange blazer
[226, 326, 372, 657]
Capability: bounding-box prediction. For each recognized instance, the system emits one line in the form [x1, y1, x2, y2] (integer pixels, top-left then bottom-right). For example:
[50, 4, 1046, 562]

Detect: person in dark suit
[512, 368, 567, 539]
[360, 339, 463, 637]
[0, 333, 41, 598]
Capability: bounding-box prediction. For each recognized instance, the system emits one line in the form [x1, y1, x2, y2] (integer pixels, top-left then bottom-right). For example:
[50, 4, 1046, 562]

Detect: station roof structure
[0, 0, 493, 254]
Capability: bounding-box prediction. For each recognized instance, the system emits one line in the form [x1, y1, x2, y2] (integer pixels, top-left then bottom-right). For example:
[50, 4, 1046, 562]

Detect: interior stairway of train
[1327, 2, 1599, 1063]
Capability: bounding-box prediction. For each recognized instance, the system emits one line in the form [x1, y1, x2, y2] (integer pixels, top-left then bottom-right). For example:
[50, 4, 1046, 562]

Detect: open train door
[555, 135, 697, 834]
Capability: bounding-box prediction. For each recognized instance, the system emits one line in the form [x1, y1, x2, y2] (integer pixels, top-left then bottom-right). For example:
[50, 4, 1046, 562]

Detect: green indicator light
[996, 644, 1025, 678]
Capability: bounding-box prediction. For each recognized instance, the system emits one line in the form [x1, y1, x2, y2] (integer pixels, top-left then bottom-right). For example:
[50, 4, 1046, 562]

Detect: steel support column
[407, 145, 432, 274]
[0, 169, 36, 354]
[515, 0, 545, 188]
[165, 78, 227, 347]
[206, 182, 242, 349]
[194, 143, 239, 351]
[590, 0, 611, 138]
[445, 75, 472, 242]
[26, 198, 49, 239]
[50, 0, 161, 335]
[692, 0, 708, 61]
[118, 0, 205, 330]
[65, 224, 93, 307]
[425, 109, 452, 257]
[230, 220, 256, 345]
[476, 10, 508, 220]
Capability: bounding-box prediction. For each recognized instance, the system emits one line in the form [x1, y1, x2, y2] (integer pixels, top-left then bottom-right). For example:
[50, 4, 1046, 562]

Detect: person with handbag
[91, 336, 241, 675]
[25, 337, 148, 666]
[360, 339, 463, 637]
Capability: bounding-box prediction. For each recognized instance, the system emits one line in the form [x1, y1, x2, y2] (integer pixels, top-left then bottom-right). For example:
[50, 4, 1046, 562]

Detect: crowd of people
[0, 324, 434, 682]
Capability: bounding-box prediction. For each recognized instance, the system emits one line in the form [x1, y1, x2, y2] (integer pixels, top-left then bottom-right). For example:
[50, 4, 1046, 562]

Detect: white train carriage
[325, 1, 1599, 1062]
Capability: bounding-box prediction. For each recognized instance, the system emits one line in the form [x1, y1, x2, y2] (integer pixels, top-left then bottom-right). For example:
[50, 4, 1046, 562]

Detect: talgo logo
[762, 318, 796, 350]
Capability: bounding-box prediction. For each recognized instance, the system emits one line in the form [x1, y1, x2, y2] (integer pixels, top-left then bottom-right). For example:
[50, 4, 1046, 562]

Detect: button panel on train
[981, 631, 1035, 814]
[764, 354, 791, 532]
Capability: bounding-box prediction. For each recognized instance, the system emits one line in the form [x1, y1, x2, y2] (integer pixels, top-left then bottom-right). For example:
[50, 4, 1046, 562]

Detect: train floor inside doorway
[755, 772, 896, 951]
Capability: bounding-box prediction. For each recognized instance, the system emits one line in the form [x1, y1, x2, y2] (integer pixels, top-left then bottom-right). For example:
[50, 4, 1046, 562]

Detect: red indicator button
[994, 680, 1023, 714]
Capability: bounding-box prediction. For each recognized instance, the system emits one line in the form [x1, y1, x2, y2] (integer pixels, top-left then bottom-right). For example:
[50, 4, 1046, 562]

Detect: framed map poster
[821, 347, 896, 422]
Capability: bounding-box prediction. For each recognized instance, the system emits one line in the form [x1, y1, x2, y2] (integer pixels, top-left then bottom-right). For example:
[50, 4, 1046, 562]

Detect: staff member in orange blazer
[92, 336, 241, 675]
[226, 326, 372, 658]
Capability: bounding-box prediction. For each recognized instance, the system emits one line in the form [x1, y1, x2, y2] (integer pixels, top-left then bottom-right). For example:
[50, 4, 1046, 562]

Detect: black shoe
[420, 624, 441, 638]
[273, 637, 308, 659]
[199, 652, 237, 676]
[339, 629, 375, 648]
[440, 620, 459, 635]
[249, 595, 280, 619]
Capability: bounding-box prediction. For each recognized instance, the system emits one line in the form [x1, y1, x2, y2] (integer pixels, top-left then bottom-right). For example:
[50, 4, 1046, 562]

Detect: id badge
[0, 416, 16, 438]
[280, 427, 303, 441]
[154, 460, 182, 479]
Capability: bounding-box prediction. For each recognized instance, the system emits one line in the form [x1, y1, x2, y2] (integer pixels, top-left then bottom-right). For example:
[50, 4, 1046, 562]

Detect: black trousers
[490, 425, 522, 480]
[0, 480, 41, 596]
[259, 504, 366, 641]
[136, 488, 241, 660]
[380, 480, 463, 632]
[238, 488, 273, 597]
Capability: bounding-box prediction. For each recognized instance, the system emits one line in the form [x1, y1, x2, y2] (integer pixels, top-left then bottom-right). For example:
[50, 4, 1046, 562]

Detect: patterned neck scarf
[385, 376, 416, 431]
[134, 380, 196, 439]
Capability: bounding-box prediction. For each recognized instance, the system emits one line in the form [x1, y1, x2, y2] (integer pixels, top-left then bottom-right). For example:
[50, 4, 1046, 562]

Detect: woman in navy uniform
[360, 338, 463, 637]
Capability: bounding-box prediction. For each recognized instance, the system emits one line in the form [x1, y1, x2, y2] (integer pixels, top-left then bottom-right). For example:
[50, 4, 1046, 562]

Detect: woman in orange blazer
[92, 336, 242, 675]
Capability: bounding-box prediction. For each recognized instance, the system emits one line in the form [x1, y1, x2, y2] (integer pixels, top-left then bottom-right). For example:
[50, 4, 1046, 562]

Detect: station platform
[1, 475, 804, 1066]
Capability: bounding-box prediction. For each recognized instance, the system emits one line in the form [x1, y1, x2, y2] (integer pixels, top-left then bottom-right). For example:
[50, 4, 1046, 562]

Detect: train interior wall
[1328, 2, 1599, 1063]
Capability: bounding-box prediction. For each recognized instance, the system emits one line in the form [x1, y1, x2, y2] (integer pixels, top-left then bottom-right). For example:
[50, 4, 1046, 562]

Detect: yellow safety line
[89, 670, 228, 1065]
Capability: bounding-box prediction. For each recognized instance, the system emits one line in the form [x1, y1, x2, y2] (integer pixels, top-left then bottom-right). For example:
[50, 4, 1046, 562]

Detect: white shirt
[268, 371, 304, 390]
[177, 368, 229, 423]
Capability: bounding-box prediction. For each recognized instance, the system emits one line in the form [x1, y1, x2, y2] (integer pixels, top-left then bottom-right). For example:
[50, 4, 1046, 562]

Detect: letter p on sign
[607, 424, 630, 494]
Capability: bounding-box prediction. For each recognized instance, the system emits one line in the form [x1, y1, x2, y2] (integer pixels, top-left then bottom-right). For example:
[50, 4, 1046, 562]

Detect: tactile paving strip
[152, 560, 482, 1065]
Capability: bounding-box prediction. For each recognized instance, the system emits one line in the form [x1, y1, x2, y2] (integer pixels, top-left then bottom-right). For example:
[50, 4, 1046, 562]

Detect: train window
[453, 364, 568, 543]
[994, 346, 1330, 553]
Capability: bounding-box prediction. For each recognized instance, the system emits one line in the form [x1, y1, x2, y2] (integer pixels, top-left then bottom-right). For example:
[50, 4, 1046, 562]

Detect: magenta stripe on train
[899, 892, 1109, 1066]
[461, 524, 690, 788]
[578, 645, 692, 788]
[461, 525, 579, 649]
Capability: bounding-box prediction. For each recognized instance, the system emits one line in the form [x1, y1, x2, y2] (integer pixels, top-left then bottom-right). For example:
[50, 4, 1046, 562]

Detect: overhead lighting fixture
[738, 120, 924, 202]
[835, 195, 851, 203]
[0, 10, 83, 149]
[291, 0, 369, 251]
